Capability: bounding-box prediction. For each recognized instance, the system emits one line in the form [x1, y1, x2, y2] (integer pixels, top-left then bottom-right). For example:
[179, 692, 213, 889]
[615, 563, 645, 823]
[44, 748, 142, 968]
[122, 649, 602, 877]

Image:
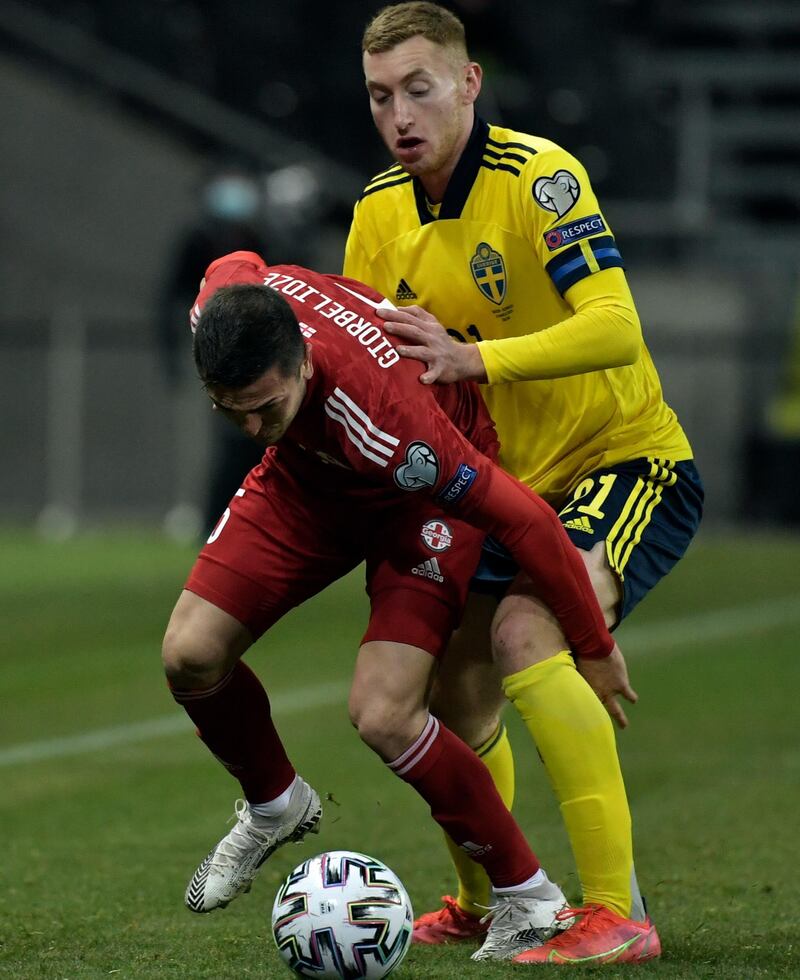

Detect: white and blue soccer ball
[271, 850, 413, 979]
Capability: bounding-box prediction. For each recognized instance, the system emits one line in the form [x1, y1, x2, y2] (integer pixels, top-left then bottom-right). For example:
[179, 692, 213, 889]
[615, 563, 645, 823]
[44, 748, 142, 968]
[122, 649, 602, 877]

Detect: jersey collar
[412, 115, 489, 224]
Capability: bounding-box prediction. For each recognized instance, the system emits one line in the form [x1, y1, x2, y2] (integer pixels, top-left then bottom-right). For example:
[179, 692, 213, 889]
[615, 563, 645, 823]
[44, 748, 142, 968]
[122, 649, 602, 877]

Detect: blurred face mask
[204, 176, 261, 221]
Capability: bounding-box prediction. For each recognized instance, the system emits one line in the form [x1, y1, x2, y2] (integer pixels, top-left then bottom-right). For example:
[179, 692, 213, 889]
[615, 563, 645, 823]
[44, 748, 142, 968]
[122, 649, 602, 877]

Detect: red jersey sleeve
[387, 395, 613, 660]
[323, 356, 613, 661]
[451, 462, 614, 659]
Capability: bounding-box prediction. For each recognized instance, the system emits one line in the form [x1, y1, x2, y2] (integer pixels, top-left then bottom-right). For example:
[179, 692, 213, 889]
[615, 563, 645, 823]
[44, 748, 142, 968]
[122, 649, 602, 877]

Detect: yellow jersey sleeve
[478, 268, 642, 382]
[519, 145, 620, 292]
[478, 145, 640, 384]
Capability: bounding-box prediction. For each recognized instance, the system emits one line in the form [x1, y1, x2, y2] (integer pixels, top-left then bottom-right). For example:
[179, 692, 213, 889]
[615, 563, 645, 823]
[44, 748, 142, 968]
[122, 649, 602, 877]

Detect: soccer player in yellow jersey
[344, 1, 703, 966]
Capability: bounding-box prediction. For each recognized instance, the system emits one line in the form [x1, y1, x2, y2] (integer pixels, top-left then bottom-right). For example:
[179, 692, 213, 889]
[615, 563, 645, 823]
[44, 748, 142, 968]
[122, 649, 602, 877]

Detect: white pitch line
[1, 596, 798, 770]
[616, 593, 800, 655]
[0, 680, 350, 768]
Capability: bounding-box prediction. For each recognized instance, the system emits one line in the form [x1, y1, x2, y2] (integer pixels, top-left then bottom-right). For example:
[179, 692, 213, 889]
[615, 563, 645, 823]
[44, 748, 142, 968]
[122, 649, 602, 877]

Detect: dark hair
[193, 284, 305, 388]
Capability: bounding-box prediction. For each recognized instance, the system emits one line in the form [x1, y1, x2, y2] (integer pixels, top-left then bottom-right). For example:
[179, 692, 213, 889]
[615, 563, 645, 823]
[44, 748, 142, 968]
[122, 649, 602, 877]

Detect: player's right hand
[577, 642, 638, 729]
[381, 305, 487, 384]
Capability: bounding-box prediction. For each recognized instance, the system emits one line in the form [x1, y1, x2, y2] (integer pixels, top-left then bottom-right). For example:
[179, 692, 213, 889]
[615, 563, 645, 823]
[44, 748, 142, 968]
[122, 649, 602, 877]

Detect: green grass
[1, 528, 799, 979]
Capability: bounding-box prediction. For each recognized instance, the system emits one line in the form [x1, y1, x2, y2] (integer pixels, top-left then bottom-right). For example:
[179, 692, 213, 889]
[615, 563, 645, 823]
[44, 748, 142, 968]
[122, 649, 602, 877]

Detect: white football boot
[471, 883, 569, 961]
[185, 777, 322, 913]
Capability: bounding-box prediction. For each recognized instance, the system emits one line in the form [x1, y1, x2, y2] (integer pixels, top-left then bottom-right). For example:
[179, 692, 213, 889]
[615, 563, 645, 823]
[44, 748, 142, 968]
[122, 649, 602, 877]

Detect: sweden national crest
[470, 242, 506, 304]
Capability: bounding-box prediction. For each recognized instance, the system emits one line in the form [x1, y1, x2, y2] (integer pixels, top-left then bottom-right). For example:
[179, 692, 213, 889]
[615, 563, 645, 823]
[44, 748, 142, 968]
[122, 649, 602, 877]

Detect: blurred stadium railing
[1, 0, 799, 532]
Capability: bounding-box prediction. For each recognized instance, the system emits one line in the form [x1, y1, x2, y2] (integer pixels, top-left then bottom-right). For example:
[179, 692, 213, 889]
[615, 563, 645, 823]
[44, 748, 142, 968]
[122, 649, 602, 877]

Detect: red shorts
[185, 454, 485, 657]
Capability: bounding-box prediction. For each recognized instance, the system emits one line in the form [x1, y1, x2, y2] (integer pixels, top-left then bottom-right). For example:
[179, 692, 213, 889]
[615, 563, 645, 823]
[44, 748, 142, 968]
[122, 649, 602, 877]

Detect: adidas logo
[395, 278, 418, 301]
[460, 840, 493, 857]
[563, 516, 594, 534]
[412, 557, 444, 582]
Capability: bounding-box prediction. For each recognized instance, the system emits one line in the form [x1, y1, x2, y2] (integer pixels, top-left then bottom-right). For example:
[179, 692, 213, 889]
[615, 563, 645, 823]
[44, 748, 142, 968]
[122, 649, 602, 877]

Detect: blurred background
[1, 0, 800, 536]
[3, 6, 800, 975]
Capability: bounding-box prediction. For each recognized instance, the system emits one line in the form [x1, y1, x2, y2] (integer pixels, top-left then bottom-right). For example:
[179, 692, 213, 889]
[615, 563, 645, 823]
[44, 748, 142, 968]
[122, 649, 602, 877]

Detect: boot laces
[550, 904, 607, 944]
[209, 800, 273, 873]
[479, 895, 537, 934]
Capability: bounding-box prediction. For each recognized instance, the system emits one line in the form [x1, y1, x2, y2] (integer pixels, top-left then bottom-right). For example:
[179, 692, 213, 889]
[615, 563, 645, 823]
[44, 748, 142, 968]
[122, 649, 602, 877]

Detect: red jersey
[192, 251, 613, 660]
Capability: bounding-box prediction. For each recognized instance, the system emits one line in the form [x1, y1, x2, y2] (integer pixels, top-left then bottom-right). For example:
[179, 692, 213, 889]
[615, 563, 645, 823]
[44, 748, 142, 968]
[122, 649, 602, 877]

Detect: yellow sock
[503, 651, 634, 917]
[443, 724, 515, 917]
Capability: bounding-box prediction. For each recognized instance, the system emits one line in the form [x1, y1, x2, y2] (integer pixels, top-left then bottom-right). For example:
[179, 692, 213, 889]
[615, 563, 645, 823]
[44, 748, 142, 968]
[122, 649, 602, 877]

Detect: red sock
[170, 661, 295, 803]
[388, 716, 539, 888]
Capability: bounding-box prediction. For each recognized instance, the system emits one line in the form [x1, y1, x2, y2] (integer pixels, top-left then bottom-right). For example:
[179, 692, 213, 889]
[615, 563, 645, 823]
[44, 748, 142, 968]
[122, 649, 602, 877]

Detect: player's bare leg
[413, 594, 509, 943]
[492, 542, 657, 961]
[163, 589, 251, 688]
[495, 542, 635, 727]
[431, 594, 504, 748]
[348, 639, 436, 762]
[163, 591, 321, 913]
[349, 640, 568, 961]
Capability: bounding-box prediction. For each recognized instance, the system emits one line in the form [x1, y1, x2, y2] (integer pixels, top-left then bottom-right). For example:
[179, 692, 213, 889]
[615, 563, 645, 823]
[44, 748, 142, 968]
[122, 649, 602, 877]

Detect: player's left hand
[577, 642, 638, 729]
[380, 305, 487, 384]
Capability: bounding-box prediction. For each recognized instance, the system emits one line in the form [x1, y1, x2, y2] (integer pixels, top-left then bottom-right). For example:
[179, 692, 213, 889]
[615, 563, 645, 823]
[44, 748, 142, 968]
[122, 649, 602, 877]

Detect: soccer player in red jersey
[163, 250, 620, 959]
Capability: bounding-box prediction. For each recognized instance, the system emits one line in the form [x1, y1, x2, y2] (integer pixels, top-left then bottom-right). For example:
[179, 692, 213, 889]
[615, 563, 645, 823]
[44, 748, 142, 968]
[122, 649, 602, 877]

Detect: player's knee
[348, 694, 388, 748]
[349, 692, 423, 760]
[491, 608, 528, 662]
[161, 619, 227, 689]
[491, 599, 563, 672]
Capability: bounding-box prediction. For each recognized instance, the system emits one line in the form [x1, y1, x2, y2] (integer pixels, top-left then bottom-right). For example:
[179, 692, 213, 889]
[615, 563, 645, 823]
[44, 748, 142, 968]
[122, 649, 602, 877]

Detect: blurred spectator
[158, 167, 266, 380]
[157, 165, 268, 534]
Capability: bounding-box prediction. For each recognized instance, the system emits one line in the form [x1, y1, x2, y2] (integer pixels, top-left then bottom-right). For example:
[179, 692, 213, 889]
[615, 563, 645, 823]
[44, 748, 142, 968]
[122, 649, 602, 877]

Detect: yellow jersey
[344, 118, 692, 504]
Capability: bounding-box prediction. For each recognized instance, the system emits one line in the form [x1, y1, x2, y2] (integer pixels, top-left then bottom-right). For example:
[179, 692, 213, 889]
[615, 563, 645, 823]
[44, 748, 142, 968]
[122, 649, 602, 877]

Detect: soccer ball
[271, 850, 413, 979]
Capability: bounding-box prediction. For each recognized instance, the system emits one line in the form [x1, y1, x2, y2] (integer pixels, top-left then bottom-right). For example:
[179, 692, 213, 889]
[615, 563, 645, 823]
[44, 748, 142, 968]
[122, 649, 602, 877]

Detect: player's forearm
[455, 465, 614, 659]
[477, 300, 640, 383]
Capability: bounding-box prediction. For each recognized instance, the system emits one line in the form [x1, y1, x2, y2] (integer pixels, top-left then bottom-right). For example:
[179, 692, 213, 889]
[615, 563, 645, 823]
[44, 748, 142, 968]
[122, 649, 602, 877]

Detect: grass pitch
[0, 528, 798, 979]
